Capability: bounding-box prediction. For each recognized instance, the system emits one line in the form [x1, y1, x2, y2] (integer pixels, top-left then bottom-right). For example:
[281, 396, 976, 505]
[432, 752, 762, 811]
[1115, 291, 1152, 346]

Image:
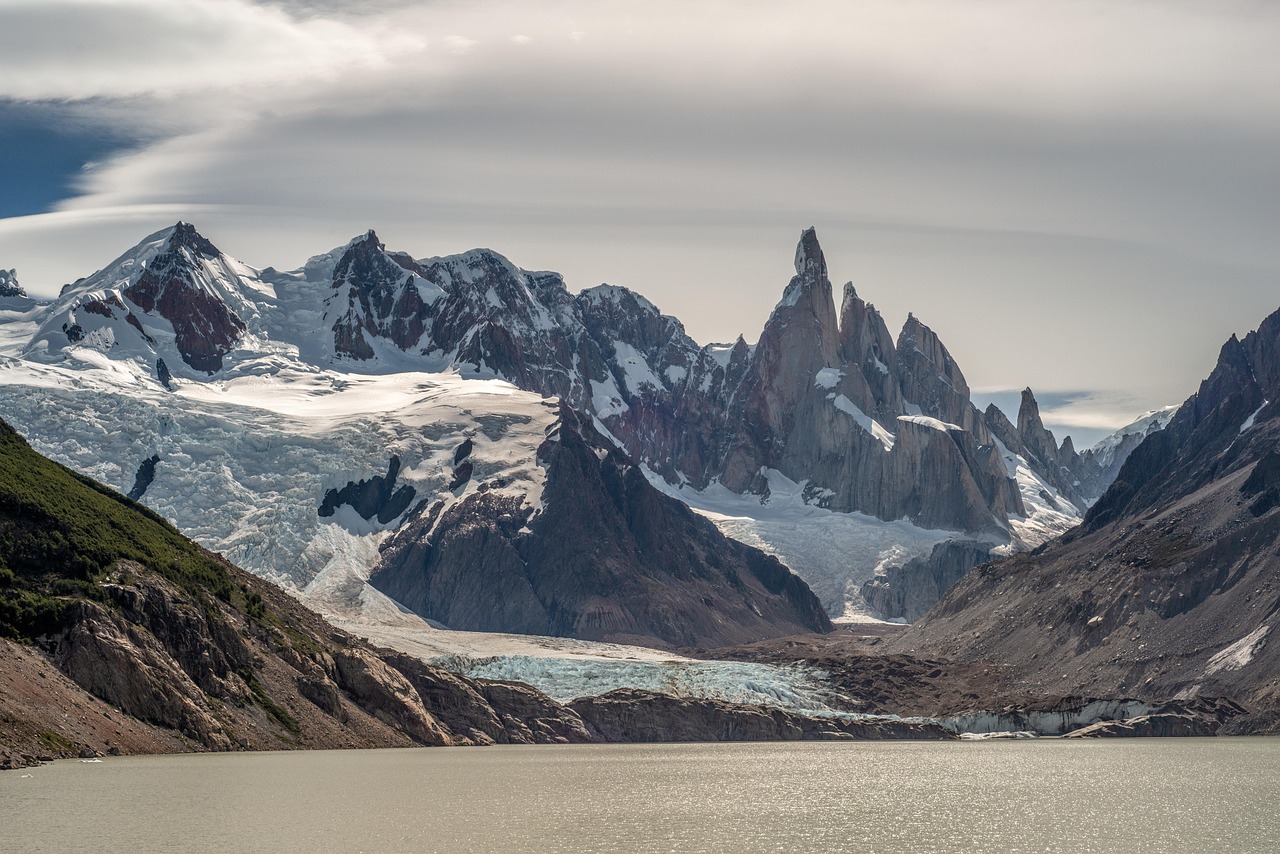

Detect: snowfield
[645, 467, 959, 619]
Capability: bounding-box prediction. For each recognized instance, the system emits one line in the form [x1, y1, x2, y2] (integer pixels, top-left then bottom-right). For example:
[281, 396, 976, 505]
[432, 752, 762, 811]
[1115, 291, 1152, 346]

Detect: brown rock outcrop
[569, 689, 954, 742]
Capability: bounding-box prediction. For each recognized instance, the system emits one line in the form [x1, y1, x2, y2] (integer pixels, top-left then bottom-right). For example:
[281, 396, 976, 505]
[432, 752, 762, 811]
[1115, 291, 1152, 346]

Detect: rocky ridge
[319, 227, 1066, 536]
[893, 305, 1280, 731]
[34, 221, 1108, 539]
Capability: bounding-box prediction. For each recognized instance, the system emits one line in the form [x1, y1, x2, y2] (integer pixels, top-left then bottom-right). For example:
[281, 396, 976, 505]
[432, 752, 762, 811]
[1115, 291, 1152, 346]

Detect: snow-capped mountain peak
[24, 222, 261, 377]
[1089, 405, 1180, 468]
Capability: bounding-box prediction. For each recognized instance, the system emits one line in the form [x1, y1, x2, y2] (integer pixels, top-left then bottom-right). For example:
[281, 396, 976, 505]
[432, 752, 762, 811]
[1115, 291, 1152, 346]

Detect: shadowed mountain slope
[894, 306, 1280, 733]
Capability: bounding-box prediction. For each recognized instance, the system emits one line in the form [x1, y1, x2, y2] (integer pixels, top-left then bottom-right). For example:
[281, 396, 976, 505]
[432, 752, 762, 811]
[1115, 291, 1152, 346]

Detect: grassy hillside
[0, 418, 245, 640]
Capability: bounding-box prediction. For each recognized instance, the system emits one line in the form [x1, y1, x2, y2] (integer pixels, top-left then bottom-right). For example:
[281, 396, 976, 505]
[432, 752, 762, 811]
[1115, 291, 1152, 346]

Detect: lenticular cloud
[0, 0, 424, 101]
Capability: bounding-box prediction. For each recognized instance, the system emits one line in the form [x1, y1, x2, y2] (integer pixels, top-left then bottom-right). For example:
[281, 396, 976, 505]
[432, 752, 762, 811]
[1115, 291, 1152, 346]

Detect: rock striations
[895, 305, 1280, 732]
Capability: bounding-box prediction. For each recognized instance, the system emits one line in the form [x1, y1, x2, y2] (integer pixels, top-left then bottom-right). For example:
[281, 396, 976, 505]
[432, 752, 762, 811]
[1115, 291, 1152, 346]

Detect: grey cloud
[2, 0, 1278, 430]
[0, 0, 422, 100]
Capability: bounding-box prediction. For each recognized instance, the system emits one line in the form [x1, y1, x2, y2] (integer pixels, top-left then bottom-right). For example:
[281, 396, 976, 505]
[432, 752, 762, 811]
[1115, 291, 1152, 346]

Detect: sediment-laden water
[3, 739, 1278, 853]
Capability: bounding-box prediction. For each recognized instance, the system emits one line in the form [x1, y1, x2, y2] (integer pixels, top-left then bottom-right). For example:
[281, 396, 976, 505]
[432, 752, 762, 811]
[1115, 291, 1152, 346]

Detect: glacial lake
[4, 739, 1279, 853]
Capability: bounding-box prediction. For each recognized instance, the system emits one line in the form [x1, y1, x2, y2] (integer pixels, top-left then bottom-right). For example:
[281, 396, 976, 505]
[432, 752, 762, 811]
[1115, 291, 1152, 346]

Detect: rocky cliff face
[370, 404, 833, 649]
[568, 689, 953, 742]
[860, 540, 996, 623]
[894, 305, 1280, 730]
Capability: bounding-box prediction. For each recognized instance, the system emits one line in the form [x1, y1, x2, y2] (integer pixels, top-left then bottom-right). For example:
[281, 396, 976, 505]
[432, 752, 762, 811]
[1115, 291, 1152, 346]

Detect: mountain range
[0, 222, 1162, 637]
[2, 219, 1277, 749]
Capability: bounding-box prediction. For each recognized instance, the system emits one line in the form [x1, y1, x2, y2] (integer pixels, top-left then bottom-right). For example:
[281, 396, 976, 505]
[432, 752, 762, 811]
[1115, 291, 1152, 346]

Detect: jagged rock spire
[741, 229, 842, 432]
[794, 226, 827, 279]
[1017, 387, 1060, 465]
[896, 313, 981, 434]
[772, 227, 840, 362]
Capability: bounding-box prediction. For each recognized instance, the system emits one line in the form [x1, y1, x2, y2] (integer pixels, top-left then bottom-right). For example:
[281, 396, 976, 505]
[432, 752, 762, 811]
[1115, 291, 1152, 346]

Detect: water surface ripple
[3, 739, 1278, 853]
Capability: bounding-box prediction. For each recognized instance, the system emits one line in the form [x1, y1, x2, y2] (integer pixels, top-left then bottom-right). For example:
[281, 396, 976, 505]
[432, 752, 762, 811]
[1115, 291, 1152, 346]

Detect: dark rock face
[568, 689, 955, 742]
[896, 304, 1280, 726]
[318, 456, 416, 525]
[121, 223, 247, 373]
[371, 404, 833, 649]
[860, 540, 995, 623]
[381, 655, 592, 745]
[1064, 714, 1208, 738]
[897, 314, 984, 437]
[0, 269, 23, 298]
[127, 454, 161, 501]
[983, 390, 1107, 511]
[156, 358, 173, 390]
[329, 231, 431, 359]
[325, 235, 609, 409]
[1059, 698, 1246, 738]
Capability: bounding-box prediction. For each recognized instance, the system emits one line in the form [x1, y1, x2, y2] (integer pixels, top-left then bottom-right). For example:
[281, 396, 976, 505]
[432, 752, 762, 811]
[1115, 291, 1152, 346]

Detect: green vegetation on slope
[0, 418, 237, 640]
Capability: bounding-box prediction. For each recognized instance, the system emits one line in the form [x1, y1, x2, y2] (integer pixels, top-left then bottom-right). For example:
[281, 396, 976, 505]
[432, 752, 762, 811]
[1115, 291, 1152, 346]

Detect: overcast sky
[2, 0, 1278, 444]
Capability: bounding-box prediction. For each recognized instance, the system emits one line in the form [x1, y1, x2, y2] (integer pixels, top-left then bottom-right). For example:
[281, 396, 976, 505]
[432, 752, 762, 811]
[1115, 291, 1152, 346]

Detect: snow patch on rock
[1205, 625, 1270, 675]
[832, 394, 895, 451]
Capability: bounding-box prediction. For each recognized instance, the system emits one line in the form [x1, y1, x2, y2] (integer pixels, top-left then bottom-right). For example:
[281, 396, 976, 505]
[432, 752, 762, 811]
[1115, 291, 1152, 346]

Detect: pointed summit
[328, 231, 433, 360]
[794, 226, 827, 279]
[1017, 387, 1060, 467]
[165, 221, 220, 259]
[837, 279, 902, 416]
[895, 313, 982, 435]
[773, 228, 838, 338]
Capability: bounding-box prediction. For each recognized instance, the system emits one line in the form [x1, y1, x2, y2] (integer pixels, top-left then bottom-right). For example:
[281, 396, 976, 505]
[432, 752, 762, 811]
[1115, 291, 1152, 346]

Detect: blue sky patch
[0, 102, 139, 219]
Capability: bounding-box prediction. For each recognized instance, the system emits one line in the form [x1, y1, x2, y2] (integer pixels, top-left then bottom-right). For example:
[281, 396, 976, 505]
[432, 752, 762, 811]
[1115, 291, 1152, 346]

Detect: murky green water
[3, 739, 1278, 853]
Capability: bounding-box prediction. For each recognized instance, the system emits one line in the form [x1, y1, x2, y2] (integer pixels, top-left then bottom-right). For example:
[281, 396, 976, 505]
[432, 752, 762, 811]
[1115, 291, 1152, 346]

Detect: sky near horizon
[1, 0, 1278, 445]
